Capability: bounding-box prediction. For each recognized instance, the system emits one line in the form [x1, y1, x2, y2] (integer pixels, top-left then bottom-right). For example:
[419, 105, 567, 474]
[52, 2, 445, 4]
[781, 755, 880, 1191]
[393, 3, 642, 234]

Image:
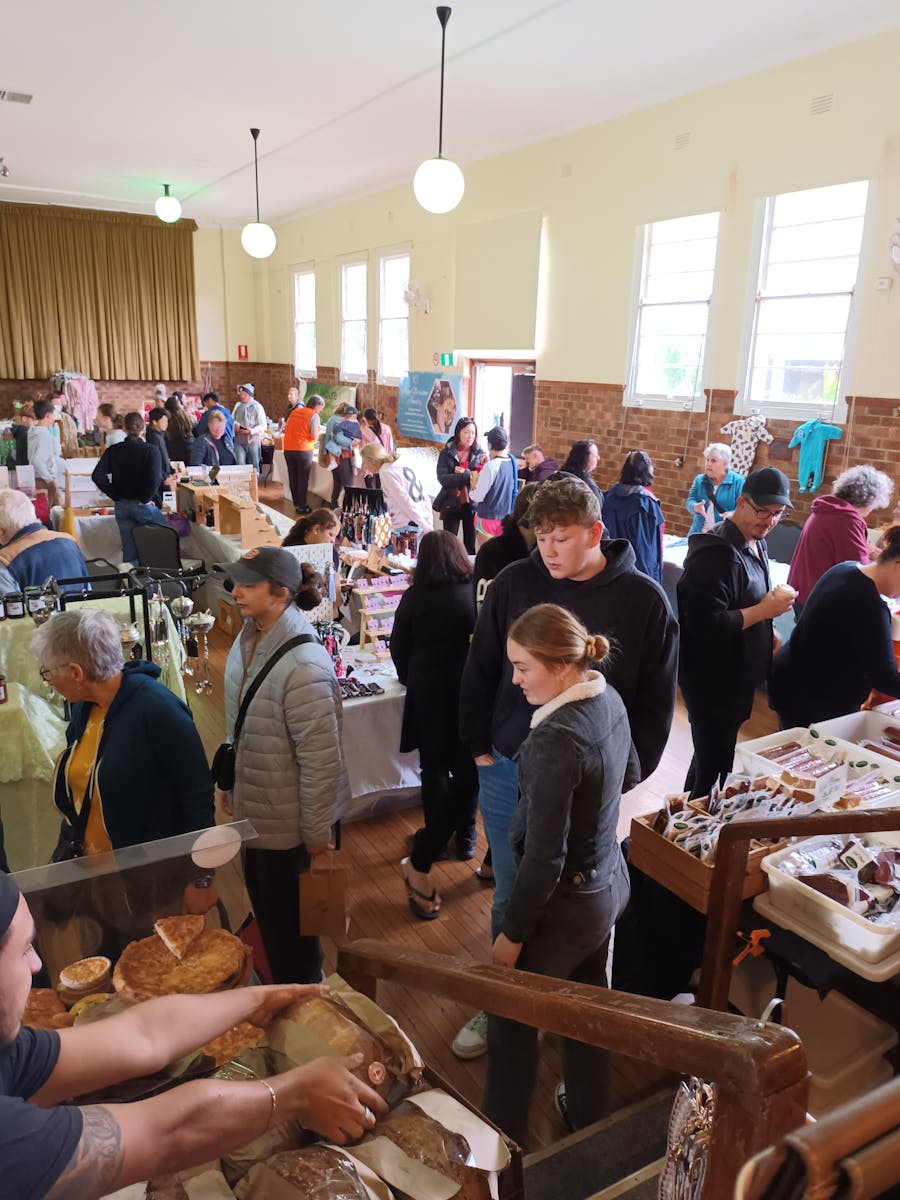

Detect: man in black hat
[0, 872, 384, 1199]
[677, 467, 798, 799]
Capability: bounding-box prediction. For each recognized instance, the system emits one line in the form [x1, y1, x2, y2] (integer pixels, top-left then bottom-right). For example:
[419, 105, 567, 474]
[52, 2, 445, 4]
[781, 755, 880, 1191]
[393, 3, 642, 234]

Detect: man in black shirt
[677, 467, 797, 799]
[91, 411, 168, 565]
[0, 872, 385, 1200]
[145, 408, 175, 506]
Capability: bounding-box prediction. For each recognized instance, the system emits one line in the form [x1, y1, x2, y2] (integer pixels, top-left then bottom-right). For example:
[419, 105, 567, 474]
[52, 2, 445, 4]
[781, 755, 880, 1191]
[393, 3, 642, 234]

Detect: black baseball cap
[216, 546, 301, 590]
[742, 467, 793, 508]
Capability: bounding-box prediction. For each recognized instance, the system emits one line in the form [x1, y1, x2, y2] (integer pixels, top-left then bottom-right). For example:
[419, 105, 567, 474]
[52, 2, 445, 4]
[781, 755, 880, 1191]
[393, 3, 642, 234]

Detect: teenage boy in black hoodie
[452, 476, 678, 1063]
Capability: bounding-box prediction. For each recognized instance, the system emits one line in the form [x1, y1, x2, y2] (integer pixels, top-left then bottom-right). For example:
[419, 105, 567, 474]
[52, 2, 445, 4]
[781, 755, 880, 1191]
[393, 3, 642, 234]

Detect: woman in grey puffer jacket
[481, 603, 638, 1149]
[221, 547, 350, 984]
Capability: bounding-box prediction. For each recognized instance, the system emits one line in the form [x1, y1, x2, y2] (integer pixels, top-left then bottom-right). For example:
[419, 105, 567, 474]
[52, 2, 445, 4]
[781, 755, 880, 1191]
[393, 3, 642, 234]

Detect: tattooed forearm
[47, 1105, 123, 1200]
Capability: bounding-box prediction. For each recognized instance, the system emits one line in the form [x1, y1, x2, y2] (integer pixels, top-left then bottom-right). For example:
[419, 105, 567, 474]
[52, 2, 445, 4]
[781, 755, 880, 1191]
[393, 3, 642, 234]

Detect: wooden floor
[187, 496, 782, 1150]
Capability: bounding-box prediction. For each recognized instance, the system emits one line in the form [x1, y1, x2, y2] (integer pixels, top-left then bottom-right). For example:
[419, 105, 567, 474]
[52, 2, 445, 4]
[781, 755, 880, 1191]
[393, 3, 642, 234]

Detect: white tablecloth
[271, 451, 334, 506]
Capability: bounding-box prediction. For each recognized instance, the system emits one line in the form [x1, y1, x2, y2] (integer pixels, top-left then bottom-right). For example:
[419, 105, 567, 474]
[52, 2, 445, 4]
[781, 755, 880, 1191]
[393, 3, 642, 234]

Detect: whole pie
[113, 928, 249, 1002]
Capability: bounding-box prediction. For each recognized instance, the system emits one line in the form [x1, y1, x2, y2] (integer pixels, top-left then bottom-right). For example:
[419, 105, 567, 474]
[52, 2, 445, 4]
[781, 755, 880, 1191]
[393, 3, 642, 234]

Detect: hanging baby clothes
[788, 418, 843, 494]
[720, 414, 773, 476]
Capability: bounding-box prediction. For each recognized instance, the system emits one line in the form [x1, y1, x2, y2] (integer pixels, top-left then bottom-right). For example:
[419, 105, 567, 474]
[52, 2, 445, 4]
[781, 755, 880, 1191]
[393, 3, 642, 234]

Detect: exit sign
[440, 352, 455, 367]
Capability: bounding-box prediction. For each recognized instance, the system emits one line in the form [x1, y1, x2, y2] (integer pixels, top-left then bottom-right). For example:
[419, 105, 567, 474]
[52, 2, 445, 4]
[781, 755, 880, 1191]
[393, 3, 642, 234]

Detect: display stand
[217, 494, 281, 549]
[354, 574, 409, 657]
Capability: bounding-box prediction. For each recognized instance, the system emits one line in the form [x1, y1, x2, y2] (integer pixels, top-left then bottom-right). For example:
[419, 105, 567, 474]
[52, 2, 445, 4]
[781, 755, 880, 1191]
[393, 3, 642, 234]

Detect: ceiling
[1, 0, 898, 226]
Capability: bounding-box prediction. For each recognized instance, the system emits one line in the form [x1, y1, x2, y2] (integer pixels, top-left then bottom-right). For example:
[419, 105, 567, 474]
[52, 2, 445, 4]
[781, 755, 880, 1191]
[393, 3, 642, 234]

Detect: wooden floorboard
[185, 483, 781, 1151]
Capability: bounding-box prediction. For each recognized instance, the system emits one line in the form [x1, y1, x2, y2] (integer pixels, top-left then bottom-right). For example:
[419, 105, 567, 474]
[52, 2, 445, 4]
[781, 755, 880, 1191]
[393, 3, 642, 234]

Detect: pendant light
[241, 128, 277, 259]
[154, 183, 182, 224]
[414, 6, 465, 215]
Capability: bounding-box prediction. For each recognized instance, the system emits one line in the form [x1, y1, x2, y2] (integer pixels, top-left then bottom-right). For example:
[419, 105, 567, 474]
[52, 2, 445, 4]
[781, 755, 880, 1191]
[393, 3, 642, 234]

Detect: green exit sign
[440, 353, 455, 367]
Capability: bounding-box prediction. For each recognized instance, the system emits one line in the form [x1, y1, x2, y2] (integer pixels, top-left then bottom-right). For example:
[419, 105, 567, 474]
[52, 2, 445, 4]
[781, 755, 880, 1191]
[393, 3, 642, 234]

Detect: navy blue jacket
[195, 404, 235, 440]
[600, 484, 665, 584]
[53, 660, 214, 850]
[190, 432, 236, 468]
[0, 523, 88, 594]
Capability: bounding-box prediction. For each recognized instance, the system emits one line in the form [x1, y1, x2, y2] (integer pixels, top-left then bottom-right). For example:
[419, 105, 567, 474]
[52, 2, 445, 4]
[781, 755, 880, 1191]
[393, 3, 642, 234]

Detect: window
[340, 261, 368, 380]
[744, 180, 869, 412]
[292, 269, 316, 377]
[627, 212, 720, 407]
[378, 253, 410, 381]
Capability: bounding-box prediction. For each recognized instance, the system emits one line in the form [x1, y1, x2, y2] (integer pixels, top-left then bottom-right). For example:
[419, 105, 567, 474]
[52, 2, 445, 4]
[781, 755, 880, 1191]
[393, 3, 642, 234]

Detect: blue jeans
[114, 499, 169, 565]
[477, 750, 519, 940]
[234, 441, 261, 473]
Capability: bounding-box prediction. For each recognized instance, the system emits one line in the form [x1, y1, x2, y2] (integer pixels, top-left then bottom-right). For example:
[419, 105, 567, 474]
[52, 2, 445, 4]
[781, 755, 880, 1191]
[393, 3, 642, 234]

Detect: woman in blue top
[601, 450, 665, 583]
[685, 442, 744, 534]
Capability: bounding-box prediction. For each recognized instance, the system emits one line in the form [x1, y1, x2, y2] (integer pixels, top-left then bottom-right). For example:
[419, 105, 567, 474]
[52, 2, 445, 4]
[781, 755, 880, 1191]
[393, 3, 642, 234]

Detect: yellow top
[66, 707, 112, 855]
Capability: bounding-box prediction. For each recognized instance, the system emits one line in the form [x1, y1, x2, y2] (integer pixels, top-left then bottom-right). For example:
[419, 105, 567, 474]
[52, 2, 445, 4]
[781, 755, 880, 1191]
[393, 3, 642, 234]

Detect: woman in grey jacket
[221, 547, 350, 984]
[481, 603, 637, 1148]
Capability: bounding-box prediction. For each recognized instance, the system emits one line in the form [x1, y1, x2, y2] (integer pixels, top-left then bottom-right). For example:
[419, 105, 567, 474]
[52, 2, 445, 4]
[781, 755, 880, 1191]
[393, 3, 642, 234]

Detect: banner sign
[397, 372, 463, 444]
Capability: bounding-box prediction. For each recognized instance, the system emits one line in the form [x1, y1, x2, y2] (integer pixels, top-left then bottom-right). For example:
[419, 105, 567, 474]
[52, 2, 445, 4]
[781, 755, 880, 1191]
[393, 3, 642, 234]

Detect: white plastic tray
[811, 711, 900, 757]
[753, 892, 900, 981]
[736, 727, 900, 801]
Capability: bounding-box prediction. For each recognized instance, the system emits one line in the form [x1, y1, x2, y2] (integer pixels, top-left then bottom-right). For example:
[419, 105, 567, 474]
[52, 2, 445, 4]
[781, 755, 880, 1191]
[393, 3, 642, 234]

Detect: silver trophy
[170, 594, 195, 675]
[118, 620, 142, 661]
[185, 610, 216, 693]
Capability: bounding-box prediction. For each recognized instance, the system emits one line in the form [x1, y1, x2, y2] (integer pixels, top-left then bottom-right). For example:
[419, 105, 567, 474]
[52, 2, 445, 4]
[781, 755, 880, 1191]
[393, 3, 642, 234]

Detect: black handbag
[211, 634, 316, 790]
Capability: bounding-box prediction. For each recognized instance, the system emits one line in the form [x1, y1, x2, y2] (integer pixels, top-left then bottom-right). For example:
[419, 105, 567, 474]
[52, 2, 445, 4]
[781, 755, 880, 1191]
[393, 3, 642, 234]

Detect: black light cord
[250, 127, 261, 222]
[436, 6, 451, 158]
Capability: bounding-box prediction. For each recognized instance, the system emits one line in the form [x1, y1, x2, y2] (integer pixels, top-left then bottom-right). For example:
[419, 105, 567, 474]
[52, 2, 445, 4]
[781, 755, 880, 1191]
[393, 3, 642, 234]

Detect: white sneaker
[452, 1010, 489, 1059]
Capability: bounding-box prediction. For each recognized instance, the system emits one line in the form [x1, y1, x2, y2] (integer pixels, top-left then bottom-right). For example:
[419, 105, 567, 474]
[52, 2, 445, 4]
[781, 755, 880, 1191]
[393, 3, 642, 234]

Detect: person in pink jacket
[788, 465, 894, 615]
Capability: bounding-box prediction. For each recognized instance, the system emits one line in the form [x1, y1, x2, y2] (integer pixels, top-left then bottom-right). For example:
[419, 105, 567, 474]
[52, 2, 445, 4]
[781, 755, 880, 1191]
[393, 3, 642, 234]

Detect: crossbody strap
[233, 634, 316, 746]
[702, 475, 727, 515]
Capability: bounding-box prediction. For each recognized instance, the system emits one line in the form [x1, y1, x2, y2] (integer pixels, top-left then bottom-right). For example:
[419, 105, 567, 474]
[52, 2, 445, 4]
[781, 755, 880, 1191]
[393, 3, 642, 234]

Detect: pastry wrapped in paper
[235, 1147, 382, 1200]
[277, 995, 408, 1103]
[361, 1101, 492, 1200]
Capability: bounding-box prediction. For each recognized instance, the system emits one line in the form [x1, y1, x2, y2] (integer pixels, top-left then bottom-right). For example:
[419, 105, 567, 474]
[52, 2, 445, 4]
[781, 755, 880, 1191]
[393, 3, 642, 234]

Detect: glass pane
[645, 269, 715, 303]
[768, 217, 865, 267]
[650, 212, 720, 244]
[380, 317, 408, 379]
[764, 257, 861, 296]
[755, 294, 852, 337]
[295, 322, 316, 374]
[294, 271, 315, 321]
[634, 334, 706, 397]
[341, 318, 367, 376]
[342, 263, 367, 320]
[772, 180, 868, 228]
[475, 365, 513, 432]
[648, 238, 718, 278]
[381, 255, 409, 319]
[639, 302, 710, 338]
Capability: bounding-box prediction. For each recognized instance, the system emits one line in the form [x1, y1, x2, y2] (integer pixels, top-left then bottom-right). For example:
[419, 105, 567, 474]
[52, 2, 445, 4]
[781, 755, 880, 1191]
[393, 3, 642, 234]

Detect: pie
[154, 915, 206, 960]
[23, 988, 66, 1029]
[58, 955, 111, 993]
[200, 1021, 264, 1066]
[113, 928, 250, 1003]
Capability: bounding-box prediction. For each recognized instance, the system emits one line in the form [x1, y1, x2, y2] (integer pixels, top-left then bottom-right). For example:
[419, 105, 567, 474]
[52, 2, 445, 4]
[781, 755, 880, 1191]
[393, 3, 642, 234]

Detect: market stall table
[271, 450, 334, 506]
[0, 682, 68, 870]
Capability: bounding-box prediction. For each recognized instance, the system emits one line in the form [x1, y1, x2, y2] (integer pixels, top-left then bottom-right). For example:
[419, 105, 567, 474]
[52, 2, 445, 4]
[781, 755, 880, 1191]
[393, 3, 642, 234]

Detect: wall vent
[809, 93, 833, 116]
[674, 131, 691, 151]
[0, 90, 33, 104]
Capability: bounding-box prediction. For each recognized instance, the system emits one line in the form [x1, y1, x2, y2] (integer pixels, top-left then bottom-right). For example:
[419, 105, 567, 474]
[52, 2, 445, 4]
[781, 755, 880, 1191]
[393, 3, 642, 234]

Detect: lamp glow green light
[154, 184, 182, 224]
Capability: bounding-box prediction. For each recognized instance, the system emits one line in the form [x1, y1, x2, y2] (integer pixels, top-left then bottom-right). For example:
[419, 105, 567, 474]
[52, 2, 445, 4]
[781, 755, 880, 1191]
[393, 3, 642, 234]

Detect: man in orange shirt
[283, 395, 325, 514]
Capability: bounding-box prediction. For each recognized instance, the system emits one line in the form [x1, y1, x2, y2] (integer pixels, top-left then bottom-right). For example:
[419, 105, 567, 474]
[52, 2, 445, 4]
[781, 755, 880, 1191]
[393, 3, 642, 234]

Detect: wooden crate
[628, 810, 777, 914]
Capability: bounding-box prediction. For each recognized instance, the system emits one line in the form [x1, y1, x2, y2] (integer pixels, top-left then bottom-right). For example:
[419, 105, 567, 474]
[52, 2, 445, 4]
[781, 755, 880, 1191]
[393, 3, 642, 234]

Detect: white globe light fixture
[154, 183, 182, 224]
[414, 6, 464, 215]
[241, 127, 276, 259]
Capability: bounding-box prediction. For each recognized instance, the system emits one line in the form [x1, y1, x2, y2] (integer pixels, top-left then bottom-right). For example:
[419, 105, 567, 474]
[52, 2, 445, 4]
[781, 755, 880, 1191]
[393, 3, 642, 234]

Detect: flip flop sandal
[401, 857, 442, 920]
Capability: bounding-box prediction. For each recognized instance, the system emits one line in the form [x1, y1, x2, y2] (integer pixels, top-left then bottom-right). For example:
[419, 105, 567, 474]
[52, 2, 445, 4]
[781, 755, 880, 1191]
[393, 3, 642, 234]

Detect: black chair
[132, 523, 204, 578]
[764, 520, 804, 565]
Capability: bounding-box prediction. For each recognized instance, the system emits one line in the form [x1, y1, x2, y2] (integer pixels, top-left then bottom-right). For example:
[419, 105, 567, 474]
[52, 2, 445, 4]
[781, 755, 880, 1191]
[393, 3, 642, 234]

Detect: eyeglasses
[38, 665, 57, 681]
[742, 497, 786, 524]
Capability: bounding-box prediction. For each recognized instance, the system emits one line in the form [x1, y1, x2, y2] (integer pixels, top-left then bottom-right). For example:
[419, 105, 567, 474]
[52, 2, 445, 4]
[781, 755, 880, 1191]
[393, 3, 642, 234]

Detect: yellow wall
[194, 30, 900, 398]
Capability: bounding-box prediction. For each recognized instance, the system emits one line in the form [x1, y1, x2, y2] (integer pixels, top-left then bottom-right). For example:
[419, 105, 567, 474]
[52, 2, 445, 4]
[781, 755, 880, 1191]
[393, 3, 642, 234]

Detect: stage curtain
[0, 201, 199, 381]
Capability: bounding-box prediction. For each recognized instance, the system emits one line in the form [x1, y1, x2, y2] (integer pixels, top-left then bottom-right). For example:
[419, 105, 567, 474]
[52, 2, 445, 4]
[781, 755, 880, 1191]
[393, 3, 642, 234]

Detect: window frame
[291, 265, 317, 379]
[377, 250, 411, 384]
[339, 257, 369, 383]
[737, 180, 872, 423]
[624, 211, 721, 413]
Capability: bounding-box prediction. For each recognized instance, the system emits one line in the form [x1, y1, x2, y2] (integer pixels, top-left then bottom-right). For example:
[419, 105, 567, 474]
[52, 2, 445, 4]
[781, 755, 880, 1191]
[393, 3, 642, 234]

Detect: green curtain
[0, 202, 199, 381]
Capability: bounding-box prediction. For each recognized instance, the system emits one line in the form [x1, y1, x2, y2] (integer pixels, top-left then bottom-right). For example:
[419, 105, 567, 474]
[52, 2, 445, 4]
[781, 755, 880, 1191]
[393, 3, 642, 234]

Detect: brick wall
[534, 380, 900, 536]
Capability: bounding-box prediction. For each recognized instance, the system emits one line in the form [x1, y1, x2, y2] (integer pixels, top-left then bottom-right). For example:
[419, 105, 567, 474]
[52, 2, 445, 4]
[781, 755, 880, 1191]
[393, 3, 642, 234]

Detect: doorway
[470, 359, 535, 454]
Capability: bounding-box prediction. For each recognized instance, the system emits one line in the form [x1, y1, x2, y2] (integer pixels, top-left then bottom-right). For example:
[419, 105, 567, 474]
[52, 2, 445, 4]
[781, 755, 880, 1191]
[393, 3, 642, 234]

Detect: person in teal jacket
[32, 609, 213, 856]
[685, 442, 744, 534]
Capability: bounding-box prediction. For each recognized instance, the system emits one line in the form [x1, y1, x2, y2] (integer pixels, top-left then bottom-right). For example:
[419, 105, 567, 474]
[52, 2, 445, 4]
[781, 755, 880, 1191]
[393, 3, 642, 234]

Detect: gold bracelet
[258, 1078, 277, 1129]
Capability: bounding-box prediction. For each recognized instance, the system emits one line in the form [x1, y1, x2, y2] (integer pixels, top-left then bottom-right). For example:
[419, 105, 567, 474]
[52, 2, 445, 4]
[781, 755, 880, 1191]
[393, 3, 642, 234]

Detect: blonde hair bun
[584, 634, 610, 661]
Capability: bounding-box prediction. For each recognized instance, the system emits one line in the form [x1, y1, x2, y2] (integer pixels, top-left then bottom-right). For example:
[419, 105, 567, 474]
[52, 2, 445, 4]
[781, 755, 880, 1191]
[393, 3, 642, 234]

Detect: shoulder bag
[211, 634, 316, 790]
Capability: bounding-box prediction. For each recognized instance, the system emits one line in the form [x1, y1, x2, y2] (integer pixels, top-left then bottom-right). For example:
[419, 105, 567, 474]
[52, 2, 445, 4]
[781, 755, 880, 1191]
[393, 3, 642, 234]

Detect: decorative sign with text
[397, 372, 463, 444]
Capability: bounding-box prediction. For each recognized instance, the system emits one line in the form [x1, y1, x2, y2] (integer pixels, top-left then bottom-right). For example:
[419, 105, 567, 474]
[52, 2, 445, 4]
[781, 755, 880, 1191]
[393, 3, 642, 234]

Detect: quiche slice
[153, 914, 206, 961]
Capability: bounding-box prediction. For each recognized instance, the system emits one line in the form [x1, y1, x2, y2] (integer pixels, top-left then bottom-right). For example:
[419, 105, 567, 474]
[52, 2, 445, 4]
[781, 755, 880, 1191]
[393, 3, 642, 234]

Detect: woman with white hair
[684, 442, 745, 534]
[32, 610, 213, 859]
[0, 488, 88, 595]
[788, 464, 894, 616]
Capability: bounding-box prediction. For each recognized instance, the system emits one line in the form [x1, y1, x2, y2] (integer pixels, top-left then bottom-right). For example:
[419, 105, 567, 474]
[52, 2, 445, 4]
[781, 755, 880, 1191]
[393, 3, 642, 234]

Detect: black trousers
[482, 863, 629, 1149]
[284, 449, 314, 510]
[243, 844, 322, 984]
[331, 456, 354, 507]
[441, 503, 476, 554]
[410, 742, 479, 873]
[682, 687, 754, 800]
